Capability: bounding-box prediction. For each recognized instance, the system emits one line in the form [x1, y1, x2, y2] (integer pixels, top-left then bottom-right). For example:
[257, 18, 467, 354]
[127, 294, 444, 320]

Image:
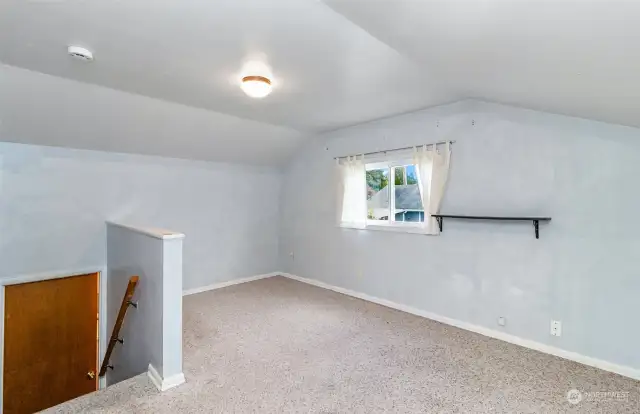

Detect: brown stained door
[3, 273, 99, 414]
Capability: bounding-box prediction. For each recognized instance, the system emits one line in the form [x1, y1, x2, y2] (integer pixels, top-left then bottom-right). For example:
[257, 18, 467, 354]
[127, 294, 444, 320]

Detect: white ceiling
[323, 0, 640, 128]
[0, 64, 304, 166]
[0, 0, 451, 132]
[1, 0, 639, 165]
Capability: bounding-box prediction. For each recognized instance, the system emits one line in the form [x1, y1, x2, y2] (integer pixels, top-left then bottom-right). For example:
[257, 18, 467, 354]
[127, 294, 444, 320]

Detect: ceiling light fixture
[241, 75, 272, 98]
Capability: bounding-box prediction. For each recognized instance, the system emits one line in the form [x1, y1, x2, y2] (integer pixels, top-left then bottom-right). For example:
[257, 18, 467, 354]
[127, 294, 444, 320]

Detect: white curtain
[335, 156, 366, 229]
[413, 142, 451, 234]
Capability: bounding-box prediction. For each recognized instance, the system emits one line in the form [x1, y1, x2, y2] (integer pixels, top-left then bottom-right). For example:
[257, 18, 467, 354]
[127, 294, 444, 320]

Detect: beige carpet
[46, 276, 639, 413]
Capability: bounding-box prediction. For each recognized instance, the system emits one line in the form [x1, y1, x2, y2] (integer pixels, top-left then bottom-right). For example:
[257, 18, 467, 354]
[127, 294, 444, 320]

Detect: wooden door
[3, 273, 99, 414]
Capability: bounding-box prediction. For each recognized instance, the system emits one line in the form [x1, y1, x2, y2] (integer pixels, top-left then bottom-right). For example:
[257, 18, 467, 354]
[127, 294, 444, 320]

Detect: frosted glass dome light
[241, 75, 272, 98]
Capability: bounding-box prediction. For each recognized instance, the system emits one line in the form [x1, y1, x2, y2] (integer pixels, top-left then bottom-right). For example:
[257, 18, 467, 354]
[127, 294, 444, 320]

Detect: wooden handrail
[99, 276, 139, 377]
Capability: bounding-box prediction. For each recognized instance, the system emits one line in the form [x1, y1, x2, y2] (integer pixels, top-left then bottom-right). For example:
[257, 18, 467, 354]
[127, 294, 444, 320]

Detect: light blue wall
[106, 224, 164, 385]
[0, 142, 281, 290]
[106, 223, 184, 384]
[162, 237, 183, 379]
[279, 100, 640, 370]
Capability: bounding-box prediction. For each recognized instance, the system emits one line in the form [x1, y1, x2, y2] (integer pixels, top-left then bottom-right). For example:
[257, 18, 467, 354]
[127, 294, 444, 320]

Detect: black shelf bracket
[432, 215, 551, 239]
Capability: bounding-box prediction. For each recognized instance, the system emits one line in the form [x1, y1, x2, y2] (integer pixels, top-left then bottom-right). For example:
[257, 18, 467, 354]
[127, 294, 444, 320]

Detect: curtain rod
[333, 140, 455, 160]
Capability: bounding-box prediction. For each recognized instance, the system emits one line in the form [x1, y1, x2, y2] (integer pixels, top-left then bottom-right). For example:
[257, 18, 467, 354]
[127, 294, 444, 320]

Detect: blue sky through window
[406, 165, 417, 180]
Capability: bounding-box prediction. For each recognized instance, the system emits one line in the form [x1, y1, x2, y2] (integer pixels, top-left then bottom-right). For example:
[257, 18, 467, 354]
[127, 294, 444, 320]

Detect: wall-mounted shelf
[431, 215, 552, 239]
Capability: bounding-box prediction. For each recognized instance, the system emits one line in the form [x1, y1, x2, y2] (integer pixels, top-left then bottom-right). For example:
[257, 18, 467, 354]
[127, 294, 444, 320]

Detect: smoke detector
[68, 46, 94, 61]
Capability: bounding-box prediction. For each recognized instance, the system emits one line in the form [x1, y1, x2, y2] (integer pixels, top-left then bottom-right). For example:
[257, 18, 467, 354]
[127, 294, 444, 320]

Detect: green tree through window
[366, 169, 388, 198]
[394, 166, 404, 185]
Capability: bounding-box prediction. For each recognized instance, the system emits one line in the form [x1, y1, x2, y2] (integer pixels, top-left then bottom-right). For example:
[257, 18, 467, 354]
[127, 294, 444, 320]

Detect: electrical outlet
[497, 317, 506, 326]
[550, 320, 562, 337]
[289, 251, 294, 261]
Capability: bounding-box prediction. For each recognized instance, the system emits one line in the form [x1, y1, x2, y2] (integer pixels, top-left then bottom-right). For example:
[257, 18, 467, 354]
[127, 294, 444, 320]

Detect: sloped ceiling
[0, 0, 638, 165]
[323, 0, 640, 128]
[0, 0, 452, 131]
[0, 64, 304, 166]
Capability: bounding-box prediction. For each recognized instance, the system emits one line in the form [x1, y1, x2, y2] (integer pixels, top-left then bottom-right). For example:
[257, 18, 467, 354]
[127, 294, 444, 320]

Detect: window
[337, 143, 450, 235]
[366, 166, 389, 222]
[366, 159, 424, 229]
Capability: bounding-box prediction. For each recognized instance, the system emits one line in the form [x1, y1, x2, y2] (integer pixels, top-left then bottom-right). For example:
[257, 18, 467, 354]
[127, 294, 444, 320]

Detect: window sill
[340, 223, 437, 235]
[366, 224, 431, 235]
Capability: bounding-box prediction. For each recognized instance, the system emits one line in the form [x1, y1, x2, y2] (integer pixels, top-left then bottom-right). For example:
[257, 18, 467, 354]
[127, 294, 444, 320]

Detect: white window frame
[365, 158, 425, 233]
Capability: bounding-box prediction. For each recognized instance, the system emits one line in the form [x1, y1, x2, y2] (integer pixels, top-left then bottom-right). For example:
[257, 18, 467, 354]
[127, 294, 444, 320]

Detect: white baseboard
[280, 272, 640, 381]
[147, 364, 186, 392]
[182, 272, 279, 296]
[147, 364, 164, 390]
